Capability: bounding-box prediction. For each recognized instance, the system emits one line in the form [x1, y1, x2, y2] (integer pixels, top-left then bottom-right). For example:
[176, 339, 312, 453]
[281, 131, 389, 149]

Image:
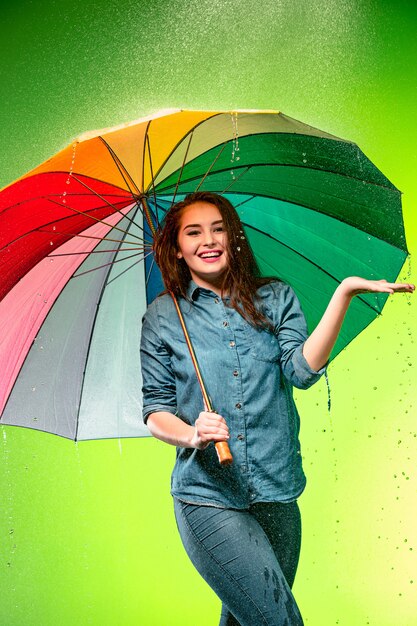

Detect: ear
[176, 251, 183, 259]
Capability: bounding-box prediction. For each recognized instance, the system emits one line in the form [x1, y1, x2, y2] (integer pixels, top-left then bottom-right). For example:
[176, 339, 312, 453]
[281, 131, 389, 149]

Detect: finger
[199, 411, 228, 425]
[197, 422, 230, 436]
[203, 422, 229, 435]
[384, 283, 414, 293]
[201, 433, 230, 443]
[198, 430, 230, 443]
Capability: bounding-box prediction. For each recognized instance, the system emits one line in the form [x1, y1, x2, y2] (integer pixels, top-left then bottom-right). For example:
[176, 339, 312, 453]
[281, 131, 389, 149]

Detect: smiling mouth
[199, 251, 222, 259]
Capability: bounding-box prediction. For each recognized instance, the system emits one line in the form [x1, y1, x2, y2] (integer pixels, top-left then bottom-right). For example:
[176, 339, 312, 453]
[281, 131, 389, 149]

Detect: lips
[198, 250, 223, 263]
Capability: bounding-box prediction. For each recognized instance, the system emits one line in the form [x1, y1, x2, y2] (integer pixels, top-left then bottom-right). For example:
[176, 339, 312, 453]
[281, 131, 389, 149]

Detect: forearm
[146, 411, 196, 447]
[303, 282, 353, 371]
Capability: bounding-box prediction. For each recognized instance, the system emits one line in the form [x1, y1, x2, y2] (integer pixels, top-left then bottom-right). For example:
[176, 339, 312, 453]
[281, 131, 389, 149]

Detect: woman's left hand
[340, 277, 415, 298]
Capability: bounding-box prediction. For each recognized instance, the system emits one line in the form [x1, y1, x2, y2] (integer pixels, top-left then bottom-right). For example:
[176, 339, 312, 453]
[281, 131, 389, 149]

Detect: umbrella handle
[170, 292, 234, 466]
[207, 408, 233, 466]
[215, 441, 233, 466]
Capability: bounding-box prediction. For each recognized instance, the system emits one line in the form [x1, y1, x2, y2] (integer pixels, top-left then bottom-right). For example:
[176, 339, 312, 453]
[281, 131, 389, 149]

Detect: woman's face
[177, 201, 229, 293]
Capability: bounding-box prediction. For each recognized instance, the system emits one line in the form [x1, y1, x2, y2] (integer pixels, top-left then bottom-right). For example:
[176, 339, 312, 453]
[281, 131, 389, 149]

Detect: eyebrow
[182, 220, 223, 230]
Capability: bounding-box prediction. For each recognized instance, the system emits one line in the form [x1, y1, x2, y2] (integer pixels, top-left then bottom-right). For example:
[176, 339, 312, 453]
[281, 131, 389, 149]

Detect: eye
[186, 229, 200, 236]
[213, 226, 225, 232]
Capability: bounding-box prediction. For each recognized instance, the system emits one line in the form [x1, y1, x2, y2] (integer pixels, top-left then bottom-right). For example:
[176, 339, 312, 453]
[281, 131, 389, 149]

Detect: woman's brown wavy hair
[153, 192, 277, 329]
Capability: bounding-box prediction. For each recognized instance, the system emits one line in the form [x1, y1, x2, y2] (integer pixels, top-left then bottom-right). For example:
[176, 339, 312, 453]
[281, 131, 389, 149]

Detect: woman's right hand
[190, 411, 230, 450]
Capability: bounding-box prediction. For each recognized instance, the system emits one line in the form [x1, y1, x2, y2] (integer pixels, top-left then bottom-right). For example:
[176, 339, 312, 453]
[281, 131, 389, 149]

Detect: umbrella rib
[171, 131, 194, 206]
[195, 142, 228, 192]
[48, 246, 147, 257]
[145, 255, 156, 287]
[146, 112, 222, 192]
[105, 257, 147, 287]
[98, 136, 142, 196]
[145, 133, 159, 225]
[0, 187, 132, 219]
[70, 174, 146, 236]
[231, 195, 257, 209]
[243, 221, 383, 313]
[147, 196, 172, 218]
[46, 197, 146, 243]
[220, 166, 251, 193]
[0, 205, 152, 254]
[141, 120, 151, 194]
[40, 228, 145, 248]
[72, 251, 146, 278]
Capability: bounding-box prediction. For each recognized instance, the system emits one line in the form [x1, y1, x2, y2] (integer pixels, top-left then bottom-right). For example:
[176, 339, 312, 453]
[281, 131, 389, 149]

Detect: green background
[1, 1, 416, 624]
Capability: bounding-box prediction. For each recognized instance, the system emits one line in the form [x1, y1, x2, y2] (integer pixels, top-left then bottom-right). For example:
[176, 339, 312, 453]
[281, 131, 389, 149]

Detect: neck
[191, 276, 227, 297]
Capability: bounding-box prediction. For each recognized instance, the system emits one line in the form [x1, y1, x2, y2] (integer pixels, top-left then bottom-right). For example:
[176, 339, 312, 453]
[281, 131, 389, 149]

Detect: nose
[202, 229, 216, 246]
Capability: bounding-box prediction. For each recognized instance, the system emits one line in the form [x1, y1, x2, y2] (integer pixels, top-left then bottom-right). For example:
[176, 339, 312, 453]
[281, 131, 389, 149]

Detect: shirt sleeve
[140, 300, 178, 423]
[273, 283, 327, 390]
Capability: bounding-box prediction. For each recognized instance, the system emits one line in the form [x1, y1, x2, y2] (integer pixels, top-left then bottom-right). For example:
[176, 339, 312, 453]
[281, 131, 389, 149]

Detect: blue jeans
[173, 498, 303, 626]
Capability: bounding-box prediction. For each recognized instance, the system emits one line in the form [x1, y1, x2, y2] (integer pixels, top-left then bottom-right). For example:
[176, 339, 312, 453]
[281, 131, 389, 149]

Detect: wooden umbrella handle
[209, 410, 233, 466]
[215, 441, 233, 466]
[170, 292, 234, 466]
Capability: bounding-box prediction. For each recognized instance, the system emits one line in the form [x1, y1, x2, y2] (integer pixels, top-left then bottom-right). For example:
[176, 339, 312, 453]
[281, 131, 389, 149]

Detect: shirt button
[235, 402, 242, 409]
[214, 297, 220, 304]
[223, 320, 229, 327]
[237, 434, 245, 441]
[233, 370, 239, 377]
[229, 340, 235, 347]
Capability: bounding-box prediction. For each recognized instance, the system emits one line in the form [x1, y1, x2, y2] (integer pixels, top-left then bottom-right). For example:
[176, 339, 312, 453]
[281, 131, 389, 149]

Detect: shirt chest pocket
[243, 325, 281, 363]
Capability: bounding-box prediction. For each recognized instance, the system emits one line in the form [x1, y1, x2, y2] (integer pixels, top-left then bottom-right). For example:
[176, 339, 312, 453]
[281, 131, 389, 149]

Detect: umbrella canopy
[0, 109, 408, 440]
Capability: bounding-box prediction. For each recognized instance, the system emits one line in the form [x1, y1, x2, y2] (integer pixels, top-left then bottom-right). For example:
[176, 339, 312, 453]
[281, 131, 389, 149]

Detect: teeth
[200, 252, 220, 258]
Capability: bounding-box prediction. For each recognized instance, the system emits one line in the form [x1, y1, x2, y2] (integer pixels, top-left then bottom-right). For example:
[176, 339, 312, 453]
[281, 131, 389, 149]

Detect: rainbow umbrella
[0, 109, 408, 440]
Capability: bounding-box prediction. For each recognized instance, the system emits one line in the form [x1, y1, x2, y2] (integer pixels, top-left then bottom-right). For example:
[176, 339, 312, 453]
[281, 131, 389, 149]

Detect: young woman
[140, 191, 414, 626]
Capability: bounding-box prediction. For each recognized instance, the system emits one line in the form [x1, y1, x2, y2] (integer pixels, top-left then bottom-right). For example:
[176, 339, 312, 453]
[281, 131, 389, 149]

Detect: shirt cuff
[291, 343, 327, 388]
[142, 404, 177, 425]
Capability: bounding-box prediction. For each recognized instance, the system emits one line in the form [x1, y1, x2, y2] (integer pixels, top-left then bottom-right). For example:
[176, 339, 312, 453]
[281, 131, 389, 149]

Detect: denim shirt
[140, 280, 326, 509]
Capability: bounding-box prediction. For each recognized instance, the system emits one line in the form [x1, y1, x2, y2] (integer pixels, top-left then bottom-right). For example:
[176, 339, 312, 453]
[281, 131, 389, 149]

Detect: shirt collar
[186, 280, 223, 301]
[186, 280, 201, 301]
